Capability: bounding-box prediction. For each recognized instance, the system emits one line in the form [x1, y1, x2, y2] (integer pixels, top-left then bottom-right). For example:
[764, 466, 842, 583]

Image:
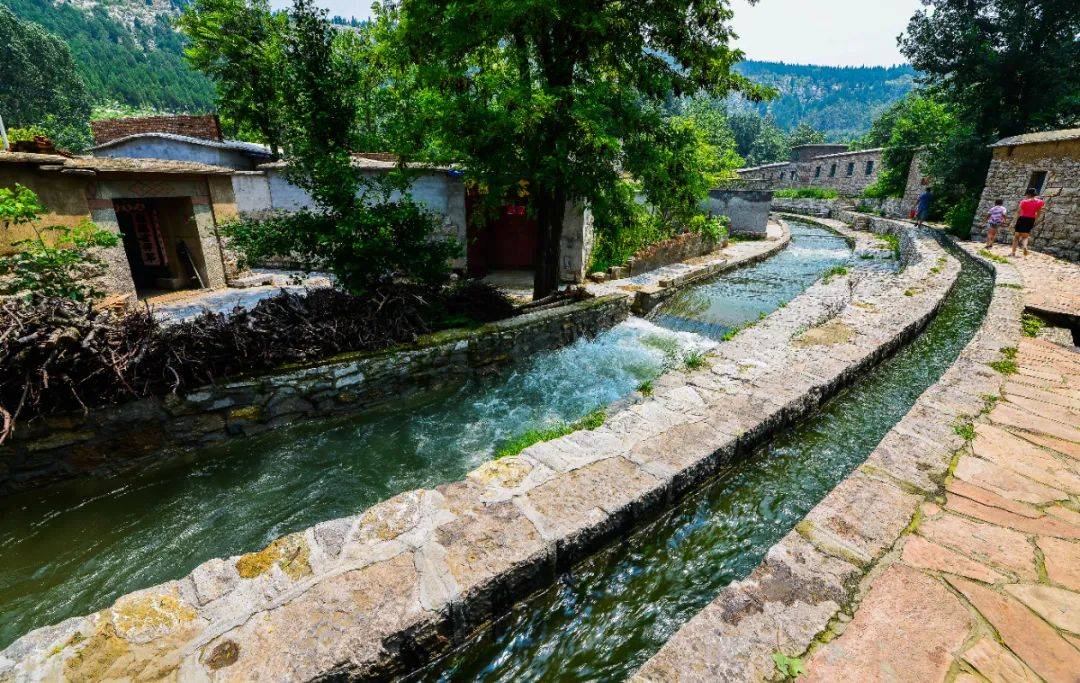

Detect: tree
[672, 96, 745, 182]
[221, 0, 456, 294]
[385, 0, 771, 298]
[0, 6, 92, 152]
[862, 94, 957, 198]
[902, 0, 1080, 140]
[747, 116, 789, 165]
[178, 0, 288, 152]
[787, 122, 825, 148]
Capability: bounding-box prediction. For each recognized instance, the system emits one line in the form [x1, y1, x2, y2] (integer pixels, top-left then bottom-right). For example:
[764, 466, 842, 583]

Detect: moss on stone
[227, 405, 262, 422]
[235, 534, 312, 580]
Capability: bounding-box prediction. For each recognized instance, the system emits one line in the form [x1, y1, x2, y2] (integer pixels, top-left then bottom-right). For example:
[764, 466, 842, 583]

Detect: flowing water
[0, 221, 849, 650]
[426, 236, 992, 682]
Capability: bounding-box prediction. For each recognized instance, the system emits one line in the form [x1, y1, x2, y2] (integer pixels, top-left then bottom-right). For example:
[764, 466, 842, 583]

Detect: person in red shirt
[1011, 188, 1046, 257]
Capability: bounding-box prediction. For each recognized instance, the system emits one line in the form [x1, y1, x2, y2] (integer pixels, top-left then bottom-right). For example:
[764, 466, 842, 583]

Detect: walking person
[1010, 188, 1045, 257]
[984, 199, 1007, 249]
[914, 186, 933, 227]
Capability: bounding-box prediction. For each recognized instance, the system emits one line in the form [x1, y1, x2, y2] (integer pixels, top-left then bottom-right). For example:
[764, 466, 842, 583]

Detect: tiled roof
[0, 151, 237, 175]
[91, 133, 273, 158]
[736, 162, 790, 173]
[991, 128, 1080, 148]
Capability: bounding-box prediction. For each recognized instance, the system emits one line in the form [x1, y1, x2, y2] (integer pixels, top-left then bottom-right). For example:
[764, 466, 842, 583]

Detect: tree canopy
[0, 5, 92, 152]
[383, 0, 772, 297]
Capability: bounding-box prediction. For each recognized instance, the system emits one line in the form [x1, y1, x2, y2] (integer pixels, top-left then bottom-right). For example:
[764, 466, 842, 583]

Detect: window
[814, 166, 821, 178]
[1027, 171, 1048, 194]
[846, 162, 855, 176]
[865, 160, 874, 176]
[829, 164, 837, 177]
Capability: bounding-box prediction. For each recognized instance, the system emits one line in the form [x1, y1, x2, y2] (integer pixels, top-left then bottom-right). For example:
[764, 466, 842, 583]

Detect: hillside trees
[0, 6, 92, 152]
[384, 0, 772, 298]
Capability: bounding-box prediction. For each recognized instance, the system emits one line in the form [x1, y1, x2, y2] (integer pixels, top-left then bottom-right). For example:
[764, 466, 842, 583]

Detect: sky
[268, 0, 924, 67]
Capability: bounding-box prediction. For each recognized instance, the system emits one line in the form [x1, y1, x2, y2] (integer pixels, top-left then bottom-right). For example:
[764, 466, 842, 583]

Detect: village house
[972, 128, 1080, 262]
[736, 144, 885, 197]
[0, 151, 241, 298]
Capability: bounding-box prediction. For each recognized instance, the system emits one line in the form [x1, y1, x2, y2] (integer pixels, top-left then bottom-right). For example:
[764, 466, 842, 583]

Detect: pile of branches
[0, 280, 515, 441]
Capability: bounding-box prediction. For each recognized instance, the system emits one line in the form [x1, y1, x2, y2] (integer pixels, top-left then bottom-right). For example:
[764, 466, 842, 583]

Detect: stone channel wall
[0, 295, 630, 494]
[0, 219, 964, 681]
[772, 196, 905, 219]
[635, 216, 1025, 682]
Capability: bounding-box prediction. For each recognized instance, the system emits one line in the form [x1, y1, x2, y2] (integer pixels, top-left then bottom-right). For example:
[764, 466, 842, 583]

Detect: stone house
[972, 128, 1080, 262]
[0, 151, 241, 297]
[735, 144, 884, 197]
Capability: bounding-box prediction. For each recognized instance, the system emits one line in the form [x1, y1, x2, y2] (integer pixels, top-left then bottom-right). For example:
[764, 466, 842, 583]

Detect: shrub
[860, 181, 892, 199]
[945, 197, 979, 240]
[0, 184, 119, 301]
[773, 187, 840, 200]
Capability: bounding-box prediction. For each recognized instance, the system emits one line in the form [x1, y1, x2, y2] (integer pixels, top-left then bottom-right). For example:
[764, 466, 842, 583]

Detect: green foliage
[636, 380, 654, 397]
[2, 0, 214, 113]
[215, 0, 457, 294]
[787, 123, 826, 147]
[494, 409, 606, 459]
[0, 5, 93, 152]
[771, 652, 805, 679]
[877, 233, 901, 260]
[953, 421, 976, 441]
[178, 0, 288, 152]
[944, 197, 979, 240]
[861, 95, 957, 199]
[989, 346, 1018, 374]
[0, 185, 119, 301]
[822, 265, 848, 282]
[773, 188, 839, 199]
[386, 0, 771, 298]
[900, 0, 1080, 212]
[684, 351, 708, 370]
[1021, 313, 1046, 338]
[978, 248, 1009, 265]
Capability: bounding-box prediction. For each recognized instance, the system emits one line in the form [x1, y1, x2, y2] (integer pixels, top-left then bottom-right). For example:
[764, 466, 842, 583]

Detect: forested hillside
[3, 0, 914, 138]
[2, 0, 213, 113]
[731, 61, 917, 141]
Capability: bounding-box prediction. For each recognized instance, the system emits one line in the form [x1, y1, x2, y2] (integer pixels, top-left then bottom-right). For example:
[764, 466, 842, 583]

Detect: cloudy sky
[268, 0, 923, 67]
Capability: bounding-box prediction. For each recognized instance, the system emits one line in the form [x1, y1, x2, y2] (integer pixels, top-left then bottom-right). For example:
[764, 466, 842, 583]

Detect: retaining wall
[0, 295, 630, 494]
[635, 215, 1025, 682]
[0, 219, 964, 681]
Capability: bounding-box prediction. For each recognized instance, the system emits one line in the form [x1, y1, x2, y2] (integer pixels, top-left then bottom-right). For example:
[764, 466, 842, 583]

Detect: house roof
[806, 147, 884, 161]
[991, 128, 1080, 148]
[0, 151, 238, 176]
[258, 153, 452, 172]
[736, 162, 790, 173]
[91, 133, 274, 159]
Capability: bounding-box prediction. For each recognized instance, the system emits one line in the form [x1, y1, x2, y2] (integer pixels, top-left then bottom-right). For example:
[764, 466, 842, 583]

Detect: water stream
[425, 235, 992, 681]
[0, 221, 849, 650]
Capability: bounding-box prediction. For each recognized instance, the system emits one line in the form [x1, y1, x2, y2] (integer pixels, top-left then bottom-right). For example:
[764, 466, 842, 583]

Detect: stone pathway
[985, 244, 1080, 319]
[799, 335, 1080, 683]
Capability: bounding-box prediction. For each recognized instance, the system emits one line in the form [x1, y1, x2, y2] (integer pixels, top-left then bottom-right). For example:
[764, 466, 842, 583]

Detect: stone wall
[94, 137, 257, 171]
[900, 149, 930, 215]
[0, 294, 631, 493]
[0, 220, 965, 681]
[622, 231, 719, 277]
[703, 188, 772, 236]
[91, 115, 223, 145]
[802, 148, 883, 196]
[971, 139, 1080, 261]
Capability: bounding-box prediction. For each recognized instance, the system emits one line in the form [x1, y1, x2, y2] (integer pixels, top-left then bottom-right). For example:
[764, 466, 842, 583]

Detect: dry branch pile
[0, 281, 515, 442]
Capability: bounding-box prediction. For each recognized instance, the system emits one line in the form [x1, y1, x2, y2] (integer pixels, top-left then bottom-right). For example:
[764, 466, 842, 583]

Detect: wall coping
[1, 217, 965, 680]
[634, 215, 1025, 681]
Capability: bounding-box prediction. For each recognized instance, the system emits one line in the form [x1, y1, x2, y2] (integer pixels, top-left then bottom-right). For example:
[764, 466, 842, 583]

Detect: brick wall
[971, 139, 1080, 261]
[91, 115, 223, 145]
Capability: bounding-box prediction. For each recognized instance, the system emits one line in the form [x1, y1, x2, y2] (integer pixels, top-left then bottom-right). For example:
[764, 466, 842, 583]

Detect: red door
[466, 193, 539, 276]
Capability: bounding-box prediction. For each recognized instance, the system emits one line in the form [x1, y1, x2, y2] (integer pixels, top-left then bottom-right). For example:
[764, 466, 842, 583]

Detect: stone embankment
[1, 218, 962, 681]
[635, 218, 1031, 682]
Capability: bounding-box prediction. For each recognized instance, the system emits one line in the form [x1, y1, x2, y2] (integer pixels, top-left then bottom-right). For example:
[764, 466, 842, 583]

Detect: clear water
[0, 222, 847, 650]
[426, 235, 992, 682]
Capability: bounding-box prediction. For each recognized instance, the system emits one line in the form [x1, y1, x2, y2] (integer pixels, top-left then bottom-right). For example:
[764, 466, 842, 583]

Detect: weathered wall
[0, 166, 93, 253]
[803, 148, 883, 196]
[971, 139, 1080, 261]
[231, 172, 273, 217]
[623, 231, 719, 277]
[91, 115, 222, 145]
[95, 138, 256, 171]
[900, 149, 930, 215]
[704, 189, 772, 236]
[0, 294, 631, 493]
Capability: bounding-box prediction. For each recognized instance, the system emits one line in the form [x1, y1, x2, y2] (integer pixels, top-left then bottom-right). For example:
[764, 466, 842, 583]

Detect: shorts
[987, 221, 1003, 231]
[1015, 216, 1036, 234]
[916, 207, 930, 220]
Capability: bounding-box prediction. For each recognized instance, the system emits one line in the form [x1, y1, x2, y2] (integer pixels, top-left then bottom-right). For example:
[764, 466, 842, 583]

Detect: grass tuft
[684, 351, 708, 370]
[822, 265, 849, 283]
[1021, 313, 1046, 338]
[637, 379, 653, 396]
[495, 409, 606, 459]
[978, 249, 1009, 264]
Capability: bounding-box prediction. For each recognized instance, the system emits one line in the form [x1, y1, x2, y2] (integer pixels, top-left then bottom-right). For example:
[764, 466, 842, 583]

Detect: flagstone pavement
[799, 246, 1079, 682]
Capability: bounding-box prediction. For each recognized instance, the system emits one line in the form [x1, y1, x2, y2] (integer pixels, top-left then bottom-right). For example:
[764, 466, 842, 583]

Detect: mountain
[730, 61, 917, 142]
[2, 0, 214, 113]
[4, 0, 914, 140]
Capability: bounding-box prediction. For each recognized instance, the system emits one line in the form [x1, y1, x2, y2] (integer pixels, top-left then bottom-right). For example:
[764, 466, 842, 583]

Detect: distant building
[0, 152, 242, 298]
[973, 128, 1080, 262]
[735, 144, 885, 197]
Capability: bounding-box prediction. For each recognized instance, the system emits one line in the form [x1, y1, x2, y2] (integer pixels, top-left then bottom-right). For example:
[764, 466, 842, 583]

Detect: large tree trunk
[532, 186, 567, 300]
